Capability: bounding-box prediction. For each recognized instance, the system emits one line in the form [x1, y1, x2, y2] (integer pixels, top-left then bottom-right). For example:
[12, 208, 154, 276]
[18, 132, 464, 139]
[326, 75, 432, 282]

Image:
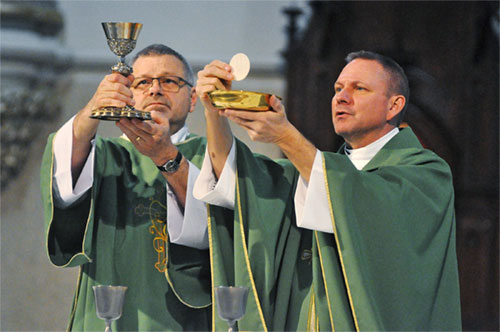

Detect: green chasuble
[208, 127, 461, 331]
[41, 134, 212, 331]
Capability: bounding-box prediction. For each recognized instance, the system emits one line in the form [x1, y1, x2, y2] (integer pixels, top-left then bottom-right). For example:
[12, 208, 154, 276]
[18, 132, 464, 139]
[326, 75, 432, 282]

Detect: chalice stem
[105, 320, 113, 332]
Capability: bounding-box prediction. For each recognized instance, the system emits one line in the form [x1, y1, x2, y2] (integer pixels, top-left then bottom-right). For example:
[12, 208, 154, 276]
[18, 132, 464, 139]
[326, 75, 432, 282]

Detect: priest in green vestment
[40, 44, 213, 331]
[194, 51, 462, 331]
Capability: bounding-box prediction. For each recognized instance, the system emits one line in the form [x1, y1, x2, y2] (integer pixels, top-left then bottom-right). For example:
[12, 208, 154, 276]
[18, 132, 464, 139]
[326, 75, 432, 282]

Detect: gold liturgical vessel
[90, 22, 152, 121]
[209, 90, 279, 111]
[208, 53, 280, 111]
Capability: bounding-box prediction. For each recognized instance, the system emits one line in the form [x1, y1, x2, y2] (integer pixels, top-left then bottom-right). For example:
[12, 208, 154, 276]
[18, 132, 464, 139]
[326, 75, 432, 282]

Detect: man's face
[331, 59, 395, 148]
[131, 54, 195, 133]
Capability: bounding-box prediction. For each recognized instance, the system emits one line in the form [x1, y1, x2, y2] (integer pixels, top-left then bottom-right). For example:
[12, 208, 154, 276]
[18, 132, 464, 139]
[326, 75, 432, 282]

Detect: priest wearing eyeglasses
[40, 44, 212, 331]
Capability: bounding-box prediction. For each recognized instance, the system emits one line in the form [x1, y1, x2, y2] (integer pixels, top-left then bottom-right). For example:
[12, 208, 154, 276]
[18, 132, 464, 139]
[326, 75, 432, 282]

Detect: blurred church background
[1, 1, 498, 331]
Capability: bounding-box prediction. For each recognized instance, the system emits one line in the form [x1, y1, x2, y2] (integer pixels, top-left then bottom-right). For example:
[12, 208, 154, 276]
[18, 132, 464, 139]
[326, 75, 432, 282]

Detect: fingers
[116, 118, 143, 135]
[116, 119, 145, 144]
[200, 60, 233, 82]
[150, 110, 169, 125]
[90, 73, 135, 110]
[222, 109, 261, 122]
[196, 76, 228, 95]
[116, 113, 175, 162]
[269, 95, 284, 113]
[224, 112, 253, 127]
[116, 111, 169, 138]
[196, 60, 233, 97]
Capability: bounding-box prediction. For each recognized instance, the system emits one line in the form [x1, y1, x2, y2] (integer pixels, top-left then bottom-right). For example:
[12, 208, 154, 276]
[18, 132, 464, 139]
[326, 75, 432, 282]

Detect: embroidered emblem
[134, 203, 147, 216]
[141, 198, 168, 273]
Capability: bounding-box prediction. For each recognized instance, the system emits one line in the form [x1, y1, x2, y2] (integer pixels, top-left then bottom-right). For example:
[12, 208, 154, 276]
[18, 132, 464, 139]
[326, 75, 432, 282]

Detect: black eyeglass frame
[131, 75, 193, 93]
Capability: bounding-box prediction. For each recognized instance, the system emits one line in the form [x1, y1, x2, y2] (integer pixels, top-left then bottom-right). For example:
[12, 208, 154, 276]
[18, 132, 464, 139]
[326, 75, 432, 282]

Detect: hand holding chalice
[90, 22, 152, 121]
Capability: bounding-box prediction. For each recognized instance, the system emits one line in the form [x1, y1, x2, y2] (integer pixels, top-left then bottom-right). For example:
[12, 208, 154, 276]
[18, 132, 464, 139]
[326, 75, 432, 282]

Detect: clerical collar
[344, 127, 399, 170]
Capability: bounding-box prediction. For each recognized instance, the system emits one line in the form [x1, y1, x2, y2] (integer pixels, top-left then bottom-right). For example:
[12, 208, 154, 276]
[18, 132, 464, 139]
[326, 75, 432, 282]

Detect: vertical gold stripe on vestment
[315, 231, 336, 332]
[321, 153, 360, 331]
[206, 206, 216, 332]
[235, 171, 268, 331]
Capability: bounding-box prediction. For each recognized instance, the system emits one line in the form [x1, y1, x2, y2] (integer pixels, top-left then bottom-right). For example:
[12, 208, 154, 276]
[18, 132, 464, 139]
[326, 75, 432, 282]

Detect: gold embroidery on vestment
[142, 198, 168, 273]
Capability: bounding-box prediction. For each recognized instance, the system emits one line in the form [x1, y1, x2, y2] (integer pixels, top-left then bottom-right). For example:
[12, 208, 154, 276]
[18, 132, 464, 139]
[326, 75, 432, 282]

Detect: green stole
[41, 134, 212, 331]
[208, 127, 462, 331]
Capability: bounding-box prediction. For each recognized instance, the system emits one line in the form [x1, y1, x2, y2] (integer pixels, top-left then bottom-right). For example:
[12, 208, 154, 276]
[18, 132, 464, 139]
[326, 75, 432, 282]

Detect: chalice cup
[93, 285, 127, 332]
[215, 286, 249, 332]
[90, 22, 151, 121]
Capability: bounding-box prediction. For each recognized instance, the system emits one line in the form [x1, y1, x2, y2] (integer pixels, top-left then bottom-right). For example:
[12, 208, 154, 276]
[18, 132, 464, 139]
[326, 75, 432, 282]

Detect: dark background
[283, 2, 499, 331]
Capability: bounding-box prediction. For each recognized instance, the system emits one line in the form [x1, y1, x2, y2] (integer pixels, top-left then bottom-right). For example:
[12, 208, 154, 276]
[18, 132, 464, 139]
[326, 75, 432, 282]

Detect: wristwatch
[157, 151, 183, 173]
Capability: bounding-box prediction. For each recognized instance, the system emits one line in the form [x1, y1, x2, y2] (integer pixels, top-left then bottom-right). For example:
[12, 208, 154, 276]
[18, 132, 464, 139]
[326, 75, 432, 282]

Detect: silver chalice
[90, 22, 151, 121]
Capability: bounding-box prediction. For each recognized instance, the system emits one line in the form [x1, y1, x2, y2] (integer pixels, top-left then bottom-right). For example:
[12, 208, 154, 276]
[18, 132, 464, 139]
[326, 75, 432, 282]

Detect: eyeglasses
[131, 76, 193, 93]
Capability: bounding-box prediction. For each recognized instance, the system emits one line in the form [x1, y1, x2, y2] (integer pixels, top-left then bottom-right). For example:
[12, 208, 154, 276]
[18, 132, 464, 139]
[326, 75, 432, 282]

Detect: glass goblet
[215, 286, 249, 332]
[92, 285, 127, 332]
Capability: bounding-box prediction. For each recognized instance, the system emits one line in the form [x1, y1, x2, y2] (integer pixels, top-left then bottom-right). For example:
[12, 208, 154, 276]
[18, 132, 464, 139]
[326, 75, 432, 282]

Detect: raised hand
[116, 110, 177, 166]
[221, 96, 295, 144]
[196, 60, 234, 113]
[71, 73, 135, 179]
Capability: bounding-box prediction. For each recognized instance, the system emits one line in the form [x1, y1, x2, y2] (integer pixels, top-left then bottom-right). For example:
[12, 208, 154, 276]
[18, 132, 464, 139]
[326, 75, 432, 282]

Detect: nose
[334, 88, 352, 105]
[149, 78, 163, 96]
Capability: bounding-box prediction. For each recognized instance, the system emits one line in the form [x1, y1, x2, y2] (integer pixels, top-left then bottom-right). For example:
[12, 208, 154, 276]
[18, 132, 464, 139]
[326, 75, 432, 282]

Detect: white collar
[345, 127, 399, 170]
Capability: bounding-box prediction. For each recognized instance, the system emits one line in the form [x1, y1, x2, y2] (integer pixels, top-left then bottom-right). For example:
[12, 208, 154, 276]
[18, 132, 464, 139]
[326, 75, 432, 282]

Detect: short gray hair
[132, 44, 194, 85]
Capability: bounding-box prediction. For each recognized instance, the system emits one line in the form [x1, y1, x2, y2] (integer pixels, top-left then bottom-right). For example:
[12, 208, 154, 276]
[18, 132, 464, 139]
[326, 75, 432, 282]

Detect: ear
[386, 95, 405, 122]
[188, 87, 197, 113]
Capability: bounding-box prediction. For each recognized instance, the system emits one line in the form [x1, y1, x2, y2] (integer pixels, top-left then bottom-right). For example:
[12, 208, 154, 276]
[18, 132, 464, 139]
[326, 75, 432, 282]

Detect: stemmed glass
[90, 22, 151, 121]
[215, 286, 249, 332]
[92, 285, 127, 332]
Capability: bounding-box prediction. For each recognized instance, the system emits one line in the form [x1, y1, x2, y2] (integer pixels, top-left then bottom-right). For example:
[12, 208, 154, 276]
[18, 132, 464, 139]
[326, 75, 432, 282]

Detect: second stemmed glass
[92, 285, 127, 332]
[215, 286, 249, 332]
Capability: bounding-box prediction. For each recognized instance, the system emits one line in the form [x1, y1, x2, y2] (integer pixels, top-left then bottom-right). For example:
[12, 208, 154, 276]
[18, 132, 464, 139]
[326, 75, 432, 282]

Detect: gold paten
[209, 90, 281, 111]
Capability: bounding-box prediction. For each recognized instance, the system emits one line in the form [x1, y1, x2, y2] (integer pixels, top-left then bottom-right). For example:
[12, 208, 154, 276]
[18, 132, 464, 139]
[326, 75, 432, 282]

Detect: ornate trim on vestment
[235, 170, 269, 332]
[321, 153, 360, 331]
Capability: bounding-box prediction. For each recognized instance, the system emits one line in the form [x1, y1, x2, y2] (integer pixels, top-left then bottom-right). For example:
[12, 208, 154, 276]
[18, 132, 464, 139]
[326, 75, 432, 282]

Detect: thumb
[150, 110, 169, 126]
[269, 95, 284, 113]
[151, 111, 168, 124]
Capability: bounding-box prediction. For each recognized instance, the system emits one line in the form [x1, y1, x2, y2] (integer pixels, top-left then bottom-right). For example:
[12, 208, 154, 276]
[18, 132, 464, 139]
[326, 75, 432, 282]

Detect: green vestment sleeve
[40, 134, 212, 331]
[207, 139, 336, 332]
[208, 139, 318, 332]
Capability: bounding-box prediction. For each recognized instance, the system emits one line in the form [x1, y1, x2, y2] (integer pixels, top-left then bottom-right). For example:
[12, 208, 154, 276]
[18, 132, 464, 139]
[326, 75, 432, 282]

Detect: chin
[333, 123, 347, 136]
[145, 106, 169, 114]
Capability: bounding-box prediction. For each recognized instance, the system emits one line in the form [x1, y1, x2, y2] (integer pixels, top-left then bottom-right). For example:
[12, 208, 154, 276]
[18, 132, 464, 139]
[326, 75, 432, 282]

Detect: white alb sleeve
[193, 138, 236, 209]
[53, 116, 95, 209]
[294, 150, 334, 233]
[166, 160, 209, 249]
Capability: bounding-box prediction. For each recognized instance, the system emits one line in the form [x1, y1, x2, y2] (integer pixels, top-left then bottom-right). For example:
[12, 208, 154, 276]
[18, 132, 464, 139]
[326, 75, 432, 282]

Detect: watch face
[158, 152, 182, 173]
[165, 160, 177, 172]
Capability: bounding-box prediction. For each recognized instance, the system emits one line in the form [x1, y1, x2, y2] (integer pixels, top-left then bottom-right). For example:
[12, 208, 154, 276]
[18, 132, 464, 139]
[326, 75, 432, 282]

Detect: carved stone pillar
[1, 0, 71, 190]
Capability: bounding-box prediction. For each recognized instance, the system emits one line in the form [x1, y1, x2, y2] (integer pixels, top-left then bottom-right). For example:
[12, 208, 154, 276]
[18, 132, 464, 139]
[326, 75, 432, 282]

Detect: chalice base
[90, 106, 152, 121]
